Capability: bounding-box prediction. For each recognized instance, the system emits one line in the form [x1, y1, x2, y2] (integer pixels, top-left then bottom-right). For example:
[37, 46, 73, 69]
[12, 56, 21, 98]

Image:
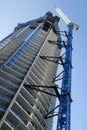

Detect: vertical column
[57, 24, 73, 130]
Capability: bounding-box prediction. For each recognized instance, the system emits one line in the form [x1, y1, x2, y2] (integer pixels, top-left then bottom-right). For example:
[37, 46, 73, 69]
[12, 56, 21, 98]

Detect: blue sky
[0, 0, 87, 130]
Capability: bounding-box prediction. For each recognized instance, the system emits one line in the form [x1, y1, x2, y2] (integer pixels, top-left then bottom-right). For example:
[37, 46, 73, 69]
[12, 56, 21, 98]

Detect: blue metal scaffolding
[56, 24, 74, 130]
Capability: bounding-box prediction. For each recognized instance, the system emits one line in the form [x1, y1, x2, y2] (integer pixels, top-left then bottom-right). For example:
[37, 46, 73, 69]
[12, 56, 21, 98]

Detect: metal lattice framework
[56, 24, 73, 130]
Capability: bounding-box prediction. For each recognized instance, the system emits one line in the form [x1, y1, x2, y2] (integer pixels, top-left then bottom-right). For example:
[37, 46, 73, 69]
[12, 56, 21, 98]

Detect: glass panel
[19, 29, 34, 41]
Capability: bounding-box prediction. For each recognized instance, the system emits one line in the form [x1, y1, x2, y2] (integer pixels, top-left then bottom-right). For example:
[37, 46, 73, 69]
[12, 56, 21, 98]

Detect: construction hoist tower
[54, 6, 79, 130]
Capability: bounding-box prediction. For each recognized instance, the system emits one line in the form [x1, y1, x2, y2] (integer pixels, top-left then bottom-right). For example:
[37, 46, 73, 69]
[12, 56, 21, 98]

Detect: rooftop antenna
[54, 6, 79, 130]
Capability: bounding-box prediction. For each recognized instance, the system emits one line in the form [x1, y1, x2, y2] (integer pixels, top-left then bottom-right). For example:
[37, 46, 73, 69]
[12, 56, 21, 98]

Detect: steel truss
[56, 24, 73, 130]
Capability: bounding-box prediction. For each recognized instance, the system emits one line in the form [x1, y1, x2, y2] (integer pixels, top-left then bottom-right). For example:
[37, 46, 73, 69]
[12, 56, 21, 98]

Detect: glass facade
[0, 12, 60, 130]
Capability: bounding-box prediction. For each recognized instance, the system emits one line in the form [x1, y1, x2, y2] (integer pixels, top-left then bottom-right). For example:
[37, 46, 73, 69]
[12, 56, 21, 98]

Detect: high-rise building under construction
[0, 12, 60, 130]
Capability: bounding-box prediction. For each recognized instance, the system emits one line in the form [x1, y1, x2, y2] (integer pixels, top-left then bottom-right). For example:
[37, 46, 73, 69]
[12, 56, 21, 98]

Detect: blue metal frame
[56, 24, 73, 130]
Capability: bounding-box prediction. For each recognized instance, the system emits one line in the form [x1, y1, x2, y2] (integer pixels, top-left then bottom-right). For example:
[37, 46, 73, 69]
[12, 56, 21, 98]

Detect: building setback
[0, 12, 60, 130]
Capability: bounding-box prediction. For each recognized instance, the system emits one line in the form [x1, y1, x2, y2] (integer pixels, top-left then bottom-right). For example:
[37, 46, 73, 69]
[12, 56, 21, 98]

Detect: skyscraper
[0, 12, 60, 130]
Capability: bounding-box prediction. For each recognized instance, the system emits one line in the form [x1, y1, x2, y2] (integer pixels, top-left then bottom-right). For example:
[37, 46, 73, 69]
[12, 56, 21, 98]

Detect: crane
[54, 6, 79, 130]
[54, 6, 79, 30]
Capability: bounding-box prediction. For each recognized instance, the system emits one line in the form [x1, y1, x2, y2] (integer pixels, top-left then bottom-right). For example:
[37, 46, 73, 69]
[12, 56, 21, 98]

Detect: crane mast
[54, 6, 71, 25]
[54, 6, 79, 130]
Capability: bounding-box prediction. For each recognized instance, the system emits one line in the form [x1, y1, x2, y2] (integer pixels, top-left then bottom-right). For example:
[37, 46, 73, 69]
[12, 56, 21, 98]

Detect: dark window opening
[42, 22, 51, 32]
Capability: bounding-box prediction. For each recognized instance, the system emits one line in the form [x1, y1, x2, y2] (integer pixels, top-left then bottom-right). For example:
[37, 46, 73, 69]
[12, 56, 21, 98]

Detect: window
[42, 22, 51, 32]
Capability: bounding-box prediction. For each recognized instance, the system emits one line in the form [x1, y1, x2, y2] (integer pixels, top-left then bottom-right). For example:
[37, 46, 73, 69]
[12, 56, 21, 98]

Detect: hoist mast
[54, 6, 79, 130]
